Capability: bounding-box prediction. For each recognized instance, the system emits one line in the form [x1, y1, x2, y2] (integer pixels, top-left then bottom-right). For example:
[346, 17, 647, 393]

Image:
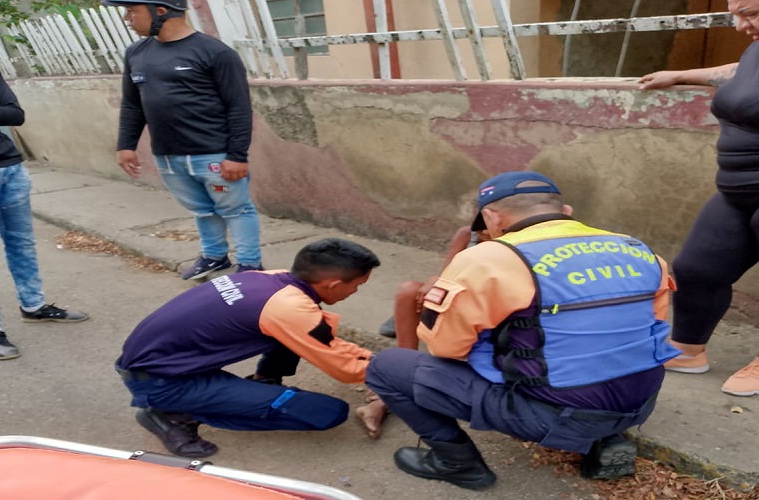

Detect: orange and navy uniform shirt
[120, 270, 372, 384]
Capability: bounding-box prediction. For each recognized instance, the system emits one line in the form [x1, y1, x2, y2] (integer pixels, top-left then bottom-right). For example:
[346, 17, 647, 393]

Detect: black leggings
[671, 192, 759, 345]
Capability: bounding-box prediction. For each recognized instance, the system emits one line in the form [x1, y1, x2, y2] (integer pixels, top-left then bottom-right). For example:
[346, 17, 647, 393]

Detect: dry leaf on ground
[524, 443, 758, 500]
[55, 230, 168, 273]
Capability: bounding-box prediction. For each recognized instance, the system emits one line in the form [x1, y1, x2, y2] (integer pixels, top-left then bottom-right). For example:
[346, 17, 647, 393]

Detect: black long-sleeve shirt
[117, 32, 252, 162]
[0, 75, 25, 168]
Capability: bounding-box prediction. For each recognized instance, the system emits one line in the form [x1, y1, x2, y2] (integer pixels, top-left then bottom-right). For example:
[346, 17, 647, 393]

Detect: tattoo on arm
[707, 66, 737, 87]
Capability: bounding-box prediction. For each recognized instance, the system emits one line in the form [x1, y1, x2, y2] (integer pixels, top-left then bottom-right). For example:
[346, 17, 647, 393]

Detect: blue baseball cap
[471, 171, 561, 231]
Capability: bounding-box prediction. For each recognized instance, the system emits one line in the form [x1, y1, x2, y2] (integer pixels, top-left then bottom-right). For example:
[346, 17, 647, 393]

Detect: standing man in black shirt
[0, 75, 89, 360]
[104, 0, 264, 279]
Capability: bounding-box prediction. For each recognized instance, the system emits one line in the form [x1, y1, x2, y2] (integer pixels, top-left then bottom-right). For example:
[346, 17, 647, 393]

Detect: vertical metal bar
[66, 11, 100, 73]
[46, 15, 82, 73]
[490, 0, 525, 79]
[185, 1, 202, 31]
[54, 14, 89, 73]
[110, 6, 131, 43]
[101, 5, 137, 48]
[0, 36, 18, 79]
[81, 8, 122, 73]
[232, 39, 261, 78]
[82, 9, 124, 73]
[373, 0, 390, 80]
[253, 0, 290, 78]
[54, 13, 97, 74]
[562, 0, 581, 76]
[431, 0, 466, 81]
[215, 0, 264, 77]
[25, 20, 58, 75]
[19, 21, 56, 75]
[211, 0, 246, 48]
[238, 0, 272, 78]
[93, 7, 129, 72]
[40, 17, 76, 74]
[8, 26, 39, 77]
[615, 0, 643, 77]
[293, 0, 308, 80]
[458, 0, 491, 80]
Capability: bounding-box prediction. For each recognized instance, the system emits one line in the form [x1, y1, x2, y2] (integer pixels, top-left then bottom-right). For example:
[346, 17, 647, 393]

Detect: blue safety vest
[468, 220, 679, 388]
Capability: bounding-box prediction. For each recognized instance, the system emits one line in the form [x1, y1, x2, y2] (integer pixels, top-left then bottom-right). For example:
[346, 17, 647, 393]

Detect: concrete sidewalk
[27, 163, 759, 492]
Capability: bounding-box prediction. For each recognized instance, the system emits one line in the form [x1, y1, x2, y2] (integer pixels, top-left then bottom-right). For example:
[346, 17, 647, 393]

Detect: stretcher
[0, 435, 361, 500]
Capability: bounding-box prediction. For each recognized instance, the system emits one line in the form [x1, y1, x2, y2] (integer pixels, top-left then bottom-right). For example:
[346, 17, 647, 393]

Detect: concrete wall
[12, 76, 755, 296]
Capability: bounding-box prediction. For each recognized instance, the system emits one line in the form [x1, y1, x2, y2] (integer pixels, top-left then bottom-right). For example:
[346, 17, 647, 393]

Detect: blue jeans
[154, 154, 262, 266]
[0, 163, 44, 329]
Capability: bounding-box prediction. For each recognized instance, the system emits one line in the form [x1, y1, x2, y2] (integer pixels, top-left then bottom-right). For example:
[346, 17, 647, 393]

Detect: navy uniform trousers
[366, 348, 656, 454]
[117, 364, 348, 432]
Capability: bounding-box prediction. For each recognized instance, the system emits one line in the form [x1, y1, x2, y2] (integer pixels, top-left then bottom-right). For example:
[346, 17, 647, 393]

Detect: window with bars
[266, 0, 328, 55]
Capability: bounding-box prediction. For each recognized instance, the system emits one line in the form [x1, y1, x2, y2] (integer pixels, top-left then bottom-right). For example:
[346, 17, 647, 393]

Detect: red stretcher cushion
[0, 448, 303, 499]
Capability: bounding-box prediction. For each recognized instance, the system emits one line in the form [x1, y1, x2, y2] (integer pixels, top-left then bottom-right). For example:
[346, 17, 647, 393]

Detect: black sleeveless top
[711, 41, 759, 204]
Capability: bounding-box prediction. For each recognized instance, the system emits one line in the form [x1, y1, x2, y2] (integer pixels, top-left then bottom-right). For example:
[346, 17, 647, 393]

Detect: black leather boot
[393, 436, 497, 490]
[136, 408, 218, 458]
[581, 433, 637, 479]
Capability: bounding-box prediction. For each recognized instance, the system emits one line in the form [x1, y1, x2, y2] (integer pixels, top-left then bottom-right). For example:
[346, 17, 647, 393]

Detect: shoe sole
[395, 464, 496, 490]
[21, 316, 90, 323]
[665, 364, 710, 374]
[394, 455, 497, 490]
[586, 462, 636, 479]
[181, 264, 232, 281]
[582, 439, 637, 480]
[0, 352, 21, 360]
[721, 387, 759, 396]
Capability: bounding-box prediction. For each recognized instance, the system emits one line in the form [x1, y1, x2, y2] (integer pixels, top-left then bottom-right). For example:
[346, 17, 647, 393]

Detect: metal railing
[236, 3, 733, 80]
[0, 0, 735, 81]
[1, 6, 139, 79]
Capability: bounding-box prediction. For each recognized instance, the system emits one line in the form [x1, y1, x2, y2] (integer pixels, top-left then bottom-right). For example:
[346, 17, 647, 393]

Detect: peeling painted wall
[13, 76, 755, 296]
[245, 79, 729, 285]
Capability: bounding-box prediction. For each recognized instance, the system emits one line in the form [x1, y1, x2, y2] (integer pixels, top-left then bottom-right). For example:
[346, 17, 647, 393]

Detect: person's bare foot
[355, 399, 388, 439]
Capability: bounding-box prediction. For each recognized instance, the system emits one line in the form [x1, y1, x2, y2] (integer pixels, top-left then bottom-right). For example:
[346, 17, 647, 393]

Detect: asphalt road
[0, 220, 604, 499]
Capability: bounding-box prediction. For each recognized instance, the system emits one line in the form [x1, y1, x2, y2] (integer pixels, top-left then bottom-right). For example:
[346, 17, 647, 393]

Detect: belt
[116, 367, 155, 382]
[531, 397, 641, 423]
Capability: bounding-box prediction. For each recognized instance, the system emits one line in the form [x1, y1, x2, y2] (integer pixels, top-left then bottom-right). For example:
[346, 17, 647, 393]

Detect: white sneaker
[664, 351, 709, 374]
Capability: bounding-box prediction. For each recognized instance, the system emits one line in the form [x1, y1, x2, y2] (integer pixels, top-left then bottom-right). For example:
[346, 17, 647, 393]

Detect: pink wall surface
[10, 77, 720, 266]
[246, 79, 718, 262]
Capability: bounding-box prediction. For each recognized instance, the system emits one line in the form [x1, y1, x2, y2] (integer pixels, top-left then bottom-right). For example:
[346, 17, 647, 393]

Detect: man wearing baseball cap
[366, 171, 679, 490]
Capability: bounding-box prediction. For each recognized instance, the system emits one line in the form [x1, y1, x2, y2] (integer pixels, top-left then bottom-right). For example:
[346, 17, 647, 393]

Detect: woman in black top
[638, 0, 759, 397]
